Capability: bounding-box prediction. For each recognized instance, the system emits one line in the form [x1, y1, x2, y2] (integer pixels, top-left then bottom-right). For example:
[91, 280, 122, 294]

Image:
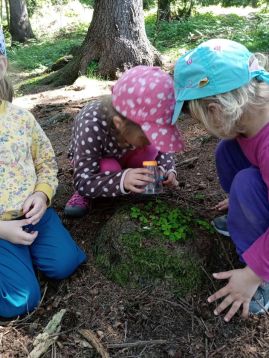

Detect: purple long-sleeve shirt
[237, 122, 269, 281]
[69, 100, 176, 198]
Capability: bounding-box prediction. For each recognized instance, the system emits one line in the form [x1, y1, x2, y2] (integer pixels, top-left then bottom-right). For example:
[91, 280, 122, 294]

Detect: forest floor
[1, 70, 269, 358]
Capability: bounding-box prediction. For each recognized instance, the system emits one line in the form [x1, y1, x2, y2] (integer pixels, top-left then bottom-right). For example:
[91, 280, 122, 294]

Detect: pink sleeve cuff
[243, 232, 269, 282]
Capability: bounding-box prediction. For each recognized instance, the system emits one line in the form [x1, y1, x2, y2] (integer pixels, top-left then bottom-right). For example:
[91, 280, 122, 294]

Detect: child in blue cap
[0, 29, 86, 318]
[173, 38, 269, 322]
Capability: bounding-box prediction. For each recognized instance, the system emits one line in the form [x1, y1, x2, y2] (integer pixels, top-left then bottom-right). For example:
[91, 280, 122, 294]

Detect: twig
[205, 337, 208, 358]
[161, 298, 193, 315]
[178, 156, 199, 167]
[28, 309, 66, 358]
[79, 329, 110, 358]
[216, 233, 235, 269]
[107, 339, 167, 349]
[124, 321, 128, 342]
[200, 265, 218, 292]
[209, 344, 226, 357]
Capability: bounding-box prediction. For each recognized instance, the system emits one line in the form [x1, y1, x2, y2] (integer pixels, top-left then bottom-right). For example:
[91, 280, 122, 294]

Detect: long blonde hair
[188, 54, 269, 138]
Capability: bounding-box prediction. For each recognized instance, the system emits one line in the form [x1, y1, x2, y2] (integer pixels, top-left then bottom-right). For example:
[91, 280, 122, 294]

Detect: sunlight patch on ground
[31, 0, 93, 39]
[13, 77, 113, 111]
[198, 5, 260, 16]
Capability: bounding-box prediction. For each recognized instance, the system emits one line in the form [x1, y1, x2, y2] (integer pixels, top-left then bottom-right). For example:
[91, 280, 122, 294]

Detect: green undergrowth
[16, 73, 50, 95]
[8, 29, 86, 72]
[146, 11, 269, 60]
[130, 200, 213, 241]
[95, 200, 214, 296]
[8, 8, 268, 94]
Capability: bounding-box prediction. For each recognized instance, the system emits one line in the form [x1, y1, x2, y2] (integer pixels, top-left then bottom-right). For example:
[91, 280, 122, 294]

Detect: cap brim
[172, 100, 184, 124]
[143, 123, 184, 154]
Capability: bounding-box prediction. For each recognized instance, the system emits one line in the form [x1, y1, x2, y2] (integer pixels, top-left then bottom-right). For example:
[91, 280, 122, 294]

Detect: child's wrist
[34, 191, 49, 204]
[244, 266, 263, 285]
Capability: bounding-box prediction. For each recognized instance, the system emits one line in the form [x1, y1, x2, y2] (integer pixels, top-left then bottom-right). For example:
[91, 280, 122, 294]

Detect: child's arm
[156, 152, 178, 187]
[156, 152, 176, 175]
[73, 147, 152, 197]
[30, 114, 58, 204]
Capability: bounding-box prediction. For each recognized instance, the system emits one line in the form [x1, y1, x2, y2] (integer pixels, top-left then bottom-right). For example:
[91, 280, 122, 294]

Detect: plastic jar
[142, 161, 163, 194]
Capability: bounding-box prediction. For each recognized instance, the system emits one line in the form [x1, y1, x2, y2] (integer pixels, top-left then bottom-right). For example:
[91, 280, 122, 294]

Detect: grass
[8, 29, 86, 72]
[145, 10, 269, 61]
[7, 4, 269, 87]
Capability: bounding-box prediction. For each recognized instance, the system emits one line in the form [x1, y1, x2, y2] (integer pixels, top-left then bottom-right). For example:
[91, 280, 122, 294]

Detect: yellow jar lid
[143, 161, 157, 166]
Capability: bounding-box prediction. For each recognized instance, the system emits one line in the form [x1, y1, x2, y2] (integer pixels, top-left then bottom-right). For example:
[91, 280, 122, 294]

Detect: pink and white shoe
[64, 192, 91, 218]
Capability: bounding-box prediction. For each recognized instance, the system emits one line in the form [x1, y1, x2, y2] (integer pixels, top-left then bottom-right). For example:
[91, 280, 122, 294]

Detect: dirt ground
[1, 76, 269, 358]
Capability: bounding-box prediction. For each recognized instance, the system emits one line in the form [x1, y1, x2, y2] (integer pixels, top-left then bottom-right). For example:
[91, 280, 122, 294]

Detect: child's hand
[214, 198, 229, 211]
[208, 266, 263, 322]
[124, 168, 155, 193]
[0, 219, 38, 245]
[163, 172, 178, 187]
[23, 191, 48, 225]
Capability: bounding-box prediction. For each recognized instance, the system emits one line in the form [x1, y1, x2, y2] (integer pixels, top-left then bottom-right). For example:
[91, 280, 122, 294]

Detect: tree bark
[8, 0, 34, 43]
[157, 0, 171, 21]
[51, 0, 161, 85]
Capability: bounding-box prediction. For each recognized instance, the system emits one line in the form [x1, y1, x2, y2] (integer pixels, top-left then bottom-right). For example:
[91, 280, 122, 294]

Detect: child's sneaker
[64, 192, 91, 218]
[211, 214, 230, 237]
[249, 283, 269, 314]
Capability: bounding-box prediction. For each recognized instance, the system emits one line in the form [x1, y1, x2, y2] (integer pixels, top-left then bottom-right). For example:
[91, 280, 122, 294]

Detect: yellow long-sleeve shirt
[0, 100, 58, 220]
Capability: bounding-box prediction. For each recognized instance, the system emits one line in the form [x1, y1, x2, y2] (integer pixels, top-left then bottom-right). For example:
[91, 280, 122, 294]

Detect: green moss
[95, 201, 211, 296]
[17, 73, 50, 95]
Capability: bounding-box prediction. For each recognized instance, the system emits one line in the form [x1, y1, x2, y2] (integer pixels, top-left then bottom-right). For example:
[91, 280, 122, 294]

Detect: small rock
[198, 182, 207, 189]
[97, 330, 104, 339]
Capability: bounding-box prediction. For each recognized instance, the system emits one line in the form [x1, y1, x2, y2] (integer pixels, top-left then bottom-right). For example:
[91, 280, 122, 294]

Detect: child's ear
[113, 115, 124, 130]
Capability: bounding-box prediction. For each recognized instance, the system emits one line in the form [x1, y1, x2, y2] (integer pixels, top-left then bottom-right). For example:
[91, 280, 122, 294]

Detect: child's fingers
[21, 230, 38, 245]
[134, 174, 155, 183]
[213, 294, 233, 315]
[18, 218, 33, 227]
[28, 214, 41, 226]
[208, 285, 229, 303]
[25, 205, 40, 218]
[214, 198, 229, 211]
[22, 196, 34, 214]
[224, 300, 242, 322]
[241, 302, 250, 319]
[129, 185, 146, 193]
[133, 179, 149, 187]
[132, 168, 153, 175]
[213, 271, 233, 280]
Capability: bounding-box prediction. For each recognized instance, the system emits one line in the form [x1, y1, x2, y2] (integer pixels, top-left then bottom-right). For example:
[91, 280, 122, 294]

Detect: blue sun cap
[0, 27, 7, 79]
[172, 38, 269, 124]
[0, 27, 6, 56]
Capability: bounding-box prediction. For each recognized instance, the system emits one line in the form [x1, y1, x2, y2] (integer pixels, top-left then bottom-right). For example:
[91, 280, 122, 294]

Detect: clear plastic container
[142, 161, 163, 194]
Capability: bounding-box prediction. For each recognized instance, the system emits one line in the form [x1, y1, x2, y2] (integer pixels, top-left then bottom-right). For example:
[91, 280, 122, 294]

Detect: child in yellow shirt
[0, 31, 86, 318]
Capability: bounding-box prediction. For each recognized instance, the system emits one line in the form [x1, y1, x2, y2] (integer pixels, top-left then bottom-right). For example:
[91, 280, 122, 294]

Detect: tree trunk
[51, 0, 161, 85]
[157, 0, 171, 21]
[8, 0, 34, 43]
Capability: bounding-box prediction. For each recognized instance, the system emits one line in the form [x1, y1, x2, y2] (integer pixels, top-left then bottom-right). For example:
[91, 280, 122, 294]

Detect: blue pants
[0, 208, 86, 318]
[216, 140, 269, 261]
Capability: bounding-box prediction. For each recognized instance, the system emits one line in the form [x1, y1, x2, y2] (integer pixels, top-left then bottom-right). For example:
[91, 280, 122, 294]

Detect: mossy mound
[94, 201, 212, 296]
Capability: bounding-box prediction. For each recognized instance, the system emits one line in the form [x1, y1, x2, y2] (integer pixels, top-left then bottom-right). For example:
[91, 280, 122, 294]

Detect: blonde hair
[188, 54, 269, 138]
[0, 74, 13, 102]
